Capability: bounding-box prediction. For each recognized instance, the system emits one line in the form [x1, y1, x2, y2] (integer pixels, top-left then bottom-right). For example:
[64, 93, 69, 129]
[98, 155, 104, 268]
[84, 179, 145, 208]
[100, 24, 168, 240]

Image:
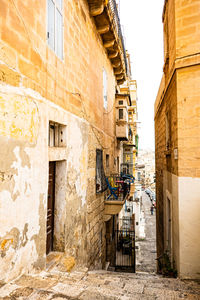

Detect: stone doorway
[46, 162, 56, 254]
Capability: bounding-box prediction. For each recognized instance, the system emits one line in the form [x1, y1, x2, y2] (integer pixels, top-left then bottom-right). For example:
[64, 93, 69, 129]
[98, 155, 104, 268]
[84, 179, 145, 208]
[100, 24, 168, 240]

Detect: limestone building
[0, 0, 130, 280]
[155, 0, 200, 279]
[118, 60, 141, 238]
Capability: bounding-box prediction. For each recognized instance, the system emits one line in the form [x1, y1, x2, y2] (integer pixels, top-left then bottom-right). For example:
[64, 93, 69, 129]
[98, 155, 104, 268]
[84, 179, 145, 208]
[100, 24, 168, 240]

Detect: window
[138, 172, 141, 181]
[117, 156, 119, 173]
[119, 100, 123, 105]
[96, 149, 106, 193]
[164, 14, 169, 62]
[106, 154, 109, 169]
[119, 108, 123, 120]
[49, 121, 66, 147]
[47, 0, 63, 59]
[103, 68, 107, 109]
[165, 111, 171, 150]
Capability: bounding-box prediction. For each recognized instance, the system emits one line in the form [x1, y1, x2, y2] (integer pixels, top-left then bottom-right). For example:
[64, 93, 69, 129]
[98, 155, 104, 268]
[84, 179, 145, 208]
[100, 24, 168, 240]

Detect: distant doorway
[167, 197, 172, 256]
[46, 162, 56, 254]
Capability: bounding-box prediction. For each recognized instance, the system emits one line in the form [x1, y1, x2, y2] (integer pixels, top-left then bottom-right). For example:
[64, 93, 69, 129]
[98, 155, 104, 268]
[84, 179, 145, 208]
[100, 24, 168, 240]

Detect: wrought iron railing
[105, 174, 132, 201]
[107, 0, 128, 74]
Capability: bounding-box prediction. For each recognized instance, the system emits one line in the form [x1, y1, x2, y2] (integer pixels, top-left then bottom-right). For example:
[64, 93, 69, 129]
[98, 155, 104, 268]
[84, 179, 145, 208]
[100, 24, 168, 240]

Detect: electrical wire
[103, 99, 116, 114]
[73, 92, 115, 150]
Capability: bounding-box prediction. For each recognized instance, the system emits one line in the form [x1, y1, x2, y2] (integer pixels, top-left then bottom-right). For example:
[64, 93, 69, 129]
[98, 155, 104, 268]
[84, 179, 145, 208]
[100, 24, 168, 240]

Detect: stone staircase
[0, 268, 200, 299]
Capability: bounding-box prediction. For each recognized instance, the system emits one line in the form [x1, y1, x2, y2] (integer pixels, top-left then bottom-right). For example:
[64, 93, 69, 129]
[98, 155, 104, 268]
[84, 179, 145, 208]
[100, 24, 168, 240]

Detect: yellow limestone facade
[120, 53, 138, 191]
[0, 0, 128, 280]
[155, 0, 200, 279]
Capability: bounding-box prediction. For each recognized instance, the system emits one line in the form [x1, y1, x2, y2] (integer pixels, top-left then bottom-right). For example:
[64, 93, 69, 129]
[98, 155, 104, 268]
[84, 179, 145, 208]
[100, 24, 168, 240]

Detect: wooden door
[46, 162, 56, 254]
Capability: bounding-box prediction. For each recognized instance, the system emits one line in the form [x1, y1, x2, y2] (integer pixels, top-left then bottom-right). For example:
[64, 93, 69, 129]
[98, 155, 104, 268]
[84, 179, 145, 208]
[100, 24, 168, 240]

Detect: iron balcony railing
[107, 0, 128, 74]
[105, 174, 134, 201]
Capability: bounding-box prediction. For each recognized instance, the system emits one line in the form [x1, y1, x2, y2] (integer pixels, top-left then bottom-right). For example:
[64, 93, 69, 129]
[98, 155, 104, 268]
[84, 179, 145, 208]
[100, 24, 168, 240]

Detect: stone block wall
[155, 0, 200, 278]
[177, 65, 200, 177]
[175, 0, 200, 58]
[155, 73, 178, 263]
[0, 0, 121, 279]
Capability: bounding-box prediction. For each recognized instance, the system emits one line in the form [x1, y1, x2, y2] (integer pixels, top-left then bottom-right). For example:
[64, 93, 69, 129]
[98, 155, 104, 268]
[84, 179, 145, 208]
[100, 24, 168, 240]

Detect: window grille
[49, 121, 66, 147]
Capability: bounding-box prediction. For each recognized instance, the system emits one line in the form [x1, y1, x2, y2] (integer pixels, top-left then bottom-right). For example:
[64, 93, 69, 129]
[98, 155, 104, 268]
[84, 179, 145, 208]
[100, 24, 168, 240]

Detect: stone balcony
[115, 93, 131, 141]
[104, 193, 130, 218]
[104, 175, 130, 218]
[104, 198, 125, 217]
[87, 0, 127, 85]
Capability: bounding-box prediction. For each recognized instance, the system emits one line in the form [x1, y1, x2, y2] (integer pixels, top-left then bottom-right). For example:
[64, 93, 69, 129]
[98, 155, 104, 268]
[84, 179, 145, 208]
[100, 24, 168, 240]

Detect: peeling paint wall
[0, 82, 118, 280]
[0, 0, 120, 280]
[0, 84, 90, 280]
[0, 87, 47, 281]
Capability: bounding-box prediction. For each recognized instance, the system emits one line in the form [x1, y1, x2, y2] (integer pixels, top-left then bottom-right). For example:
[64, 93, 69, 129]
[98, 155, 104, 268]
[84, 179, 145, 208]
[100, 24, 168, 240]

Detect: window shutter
[119, 108, 123, 120]
[56, 8, 63, 59]
[48, 0, 55, 50]
[103, 69, 107, 109]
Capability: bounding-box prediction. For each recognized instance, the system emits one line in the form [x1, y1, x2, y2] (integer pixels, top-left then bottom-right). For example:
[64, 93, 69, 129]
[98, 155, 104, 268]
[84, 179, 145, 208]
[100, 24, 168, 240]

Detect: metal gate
[115, 219, 135, 272]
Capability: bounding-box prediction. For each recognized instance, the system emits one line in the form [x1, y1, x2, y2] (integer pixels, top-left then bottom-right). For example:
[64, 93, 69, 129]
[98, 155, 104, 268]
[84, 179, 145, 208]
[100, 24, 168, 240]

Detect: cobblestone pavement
[136, 192, 156, 273]
[0, 268, 200, 300]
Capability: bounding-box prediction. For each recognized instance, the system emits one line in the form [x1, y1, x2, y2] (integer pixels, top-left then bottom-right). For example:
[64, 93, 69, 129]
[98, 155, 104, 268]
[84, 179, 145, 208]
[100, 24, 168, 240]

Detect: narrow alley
[136, 192, 156, 273]
[0, 0, 200, 298]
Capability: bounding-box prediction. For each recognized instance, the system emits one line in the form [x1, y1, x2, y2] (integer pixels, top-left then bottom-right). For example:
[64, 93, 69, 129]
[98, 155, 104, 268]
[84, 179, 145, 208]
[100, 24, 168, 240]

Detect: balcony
[115, 94, 131, 141]
[116, 123, 129, 141]
[87, 0, 127, 85]
[104, 174, 133, 216]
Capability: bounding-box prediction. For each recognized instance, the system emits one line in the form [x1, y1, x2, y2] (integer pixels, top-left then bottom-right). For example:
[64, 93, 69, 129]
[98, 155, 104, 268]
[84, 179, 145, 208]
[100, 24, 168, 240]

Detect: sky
[119, 0, 165, 150]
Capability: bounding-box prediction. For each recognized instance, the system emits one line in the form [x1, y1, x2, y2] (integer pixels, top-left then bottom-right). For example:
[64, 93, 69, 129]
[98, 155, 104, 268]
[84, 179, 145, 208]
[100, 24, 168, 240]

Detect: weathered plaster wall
[163, 173, 200, 279]
[54, 160, 67, 252]
[178, 177, 200, 279]
[0, 85, 47, 281]
[0, 0, 120, 279]
[0, 82, 113, 280]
